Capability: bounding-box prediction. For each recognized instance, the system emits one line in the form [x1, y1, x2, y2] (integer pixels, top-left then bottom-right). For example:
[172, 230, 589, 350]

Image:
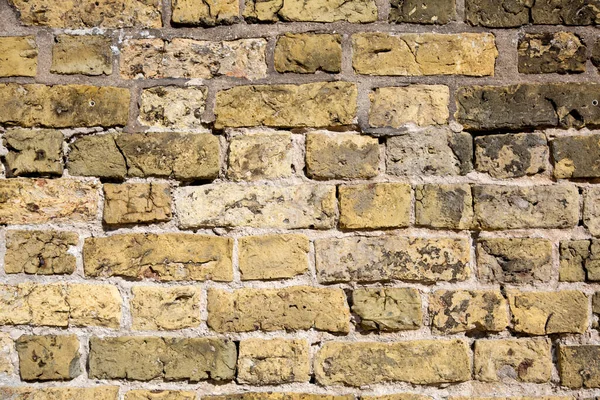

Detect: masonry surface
[1, 0, 600, 399]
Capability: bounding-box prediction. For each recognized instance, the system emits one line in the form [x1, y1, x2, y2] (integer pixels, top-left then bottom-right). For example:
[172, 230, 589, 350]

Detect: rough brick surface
[0, 36, 37, 77]
[4, 129, 64, 177]
[242, 0, 377, 22]
[172, 0, 239, 25]
[238, 234, 309, 280]
[130, 286, 201, 330]
[475, 133, 548, 178]
[103, 183, 172, 225]
[16, 335, 80, 381]
[51, 35, 112, 76]
[237, 339, 310, 384]
[339, 183, 411, 229]
[352, 288, 422, 331]
[274, 33, 342, 73]
[227, 132, 293, 181]
[5, 230, 78, 274]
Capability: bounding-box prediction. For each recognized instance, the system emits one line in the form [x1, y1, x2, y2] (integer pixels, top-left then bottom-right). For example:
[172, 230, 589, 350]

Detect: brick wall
[0, 0, 600, 399]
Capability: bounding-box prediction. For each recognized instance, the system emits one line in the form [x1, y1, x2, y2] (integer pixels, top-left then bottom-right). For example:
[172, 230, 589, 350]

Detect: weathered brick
[585, 187, 600, 236]
[352, 288, 422, 331]
[339, 183, 411, 229]
[5, 230, 78, 275]
[475, 133, 548, 178]
[207, 286, 350, 333]
[552, 134, 600, 178]
[369, 85, 449, 128]
[175, 183, 337, 229]
[69, 132, 220, 180]
[0, 178, 99, 225]
[518, 32, 586, 74]
[560, 239, 600, 281]
[238, 339, 309, 384]
[227, 132, 293, 181]
[508, 290, 588, 335]
[593, 39, 600, 70]
[126, 390, 196, 400]
[214, 82, 357, 129]
[16, 335, 80, 381]
[306, 132, 379, 180]
[84, 233, 233, 281]
[0, 333, 14, 374]
[0, 84, 129, 128]
[315, 340, 471, 386]
[353, 33, 497, 76]
[452, 398, 572, 400]
[429, 290, 509, 334]
[389, 0, 454, 23]
[68, 284, 122, 328]
[130, 286, 201, 330]
[0, 36, 37, 77]
[274, 33, 342, 73]
[121, 38, 266, 80]
[4, 129, 64, 177]
[172, 0, 238, 25]
[206, 395, 352, 400]
[103, 183, 172, 225]
[139, 86, 207, 130]
[363, 396, 432, 400]
[315, 236, 470, 283]
[238, 234, 309, 280]
[466, 0, 600, 27]
[456, 84, 600, 131]
[474, 339, 552, 383]
[559, 345, 600, 388]
[415, 184, 473, 229]
[51, 35, 112, 75]
[89, 337, 236, 381]
[387, 128, 473, 176]
[473, 184, 579, 230]
[7, 0, 162, 28]
[0, 387, 119, 399]
[243, 0, 377, 22]
[477, 238, 553, 284]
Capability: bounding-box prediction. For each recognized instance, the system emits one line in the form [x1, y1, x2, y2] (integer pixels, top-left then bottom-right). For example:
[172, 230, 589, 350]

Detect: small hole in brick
[89, 101, 96, 107]
[593, 100, 599, 106]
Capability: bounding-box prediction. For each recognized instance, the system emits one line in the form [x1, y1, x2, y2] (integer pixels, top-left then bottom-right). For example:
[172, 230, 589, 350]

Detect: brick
[466, 0, 600, 27]
[585, 188, 600, 236]
[352, 288, 422, 331]
[389, 0, 455, 23]
[139, 86, 207, 130]
[89, 337, 236, 381]
[69, 132, 220, 180]
[243, 0, 377, 22]
[206, 395, 353, 400]
[387, 128, 473, 176]
[306, 132, 379, 179]
[5, 230, 78, 275]
[560, 240, 600, 281]
[473, 184, 579, 230]
[0, 36, 37, 77]
[508, 290, 588, 335]
[126, 391, 196, 400]
[4, 129, 64, 177]
[429, 290, 509, 334]
[175, 183, 337, 229]
[315, 340, 471, 386]
[593, 40, 600, 70]
[518, 32, 586, 74]
[0, 83, 129, 128]
[552, 134, 600, 178]
[353, 33, 497, 76]
[363, 396, 432, 400]
[227, 132, 293, 181]
[214, 82, 357, 129]
[339, 183, 411, 229]
[274, 33, 342, 73]
[51, 35, 112, 75]
[68, 284, 122, 328]
[207, 286, 350, 333]
[477, 238, 553, 284]
[7, 0, 162, 28]
[172, 0, 239, 25]
[84, 233, 233, 281]
[415, 184, 473, 229]
[369, 85, 449, 128]
[120, 38, 266, 80]
[475, 133, 548, 178]
[559, 345, 600, 388]
[0, 333, 14, 374]
[103, 183, 172, 225]
[474, 339, 552, 383]
[238, 234, 309, 280]
[16, 335, 80, 381]
[0, 387, 119, 399]
[456, 83, 600, 131]
[238, 339, 310, 384]
[452, 398, 572, 400]
[0, 178, 99, 225]
[315, 236, 470, 283]
[130, 286, 201, 330]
